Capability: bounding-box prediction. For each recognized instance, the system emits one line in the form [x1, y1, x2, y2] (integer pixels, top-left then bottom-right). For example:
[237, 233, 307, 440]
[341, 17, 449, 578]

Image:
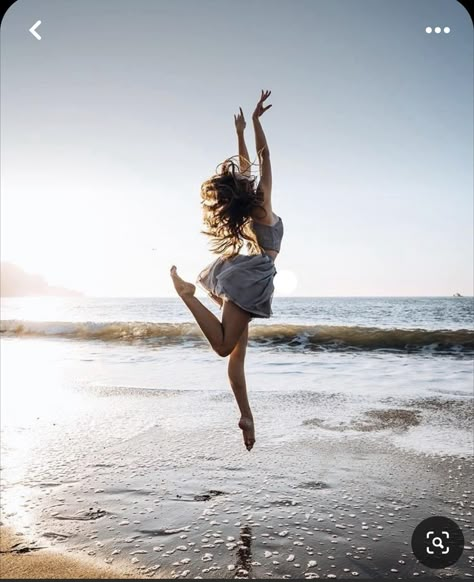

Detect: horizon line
[3, 294, 470, 299]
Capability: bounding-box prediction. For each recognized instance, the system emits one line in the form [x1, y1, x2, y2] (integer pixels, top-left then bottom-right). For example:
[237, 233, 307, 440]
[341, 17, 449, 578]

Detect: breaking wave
[2, 320, 473, 354]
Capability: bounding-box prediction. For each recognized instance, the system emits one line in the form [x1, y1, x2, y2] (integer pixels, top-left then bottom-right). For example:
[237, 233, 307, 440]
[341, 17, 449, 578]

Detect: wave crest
[2, 320, 473, 354]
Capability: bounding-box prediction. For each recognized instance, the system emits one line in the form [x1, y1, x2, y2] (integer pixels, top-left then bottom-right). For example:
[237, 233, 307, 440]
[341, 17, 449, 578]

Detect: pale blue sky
[1, 0, 472, 297]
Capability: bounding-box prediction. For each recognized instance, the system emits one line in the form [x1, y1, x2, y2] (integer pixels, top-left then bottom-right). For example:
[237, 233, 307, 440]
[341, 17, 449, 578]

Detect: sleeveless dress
[196, 215, 284, 319]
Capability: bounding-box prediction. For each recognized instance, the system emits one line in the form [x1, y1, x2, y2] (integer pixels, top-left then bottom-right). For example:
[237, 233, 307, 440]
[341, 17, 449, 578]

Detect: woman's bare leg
[170, 266, 251, 357]
[228, 324, 255, 451]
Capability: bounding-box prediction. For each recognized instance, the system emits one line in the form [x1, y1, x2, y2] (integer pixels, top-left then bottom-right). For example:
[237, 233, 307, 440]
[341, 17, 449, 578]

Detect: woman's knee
[215, 344, 233, 358]
[217, 342, 246, 358]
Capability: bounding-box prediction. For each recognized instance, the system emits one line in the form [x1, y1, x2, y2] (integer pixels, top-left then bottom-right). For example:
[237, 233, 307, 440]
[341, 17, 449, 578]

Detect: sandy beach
[1, 381, 473, 580]
[0, 525, 135, 578]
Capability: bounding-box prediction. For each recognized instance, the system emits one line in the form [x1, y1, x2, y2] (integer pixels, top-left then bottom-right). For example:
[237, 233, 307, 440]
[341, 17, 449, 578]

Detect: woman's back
[250, 214, 284, 259]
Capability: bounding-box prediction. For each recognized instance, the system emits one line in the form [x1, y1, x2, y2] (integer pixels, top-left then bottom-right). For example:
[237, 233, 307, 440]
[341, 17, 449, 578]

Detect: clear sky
[1, 0, 472, 297]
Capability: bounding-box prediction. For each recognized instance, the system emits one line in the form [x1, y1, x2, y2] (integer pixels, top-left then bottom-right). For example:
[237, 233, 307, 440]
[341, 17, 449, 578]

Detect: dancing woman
[170, 90, 284, 451]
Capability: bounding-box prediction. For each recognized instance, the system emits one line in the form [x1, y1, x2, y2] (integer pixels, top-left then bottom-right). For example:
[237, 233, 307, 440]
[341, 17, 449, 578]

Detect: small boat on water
[452, 292, 463, 297]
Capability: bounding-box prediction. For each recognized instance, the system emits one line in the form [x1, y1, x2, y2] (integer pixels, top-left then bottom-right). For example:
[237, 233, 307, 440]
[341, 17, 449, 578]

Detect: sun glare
[274, 269, 298, 295]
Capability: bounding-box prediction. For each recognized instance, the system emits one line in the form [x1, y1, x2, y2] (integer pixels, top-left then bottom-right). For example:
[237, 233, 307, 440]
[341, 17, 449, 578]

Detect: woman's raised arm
[234, 107, 251, 177]
[252, 90, 273, 204]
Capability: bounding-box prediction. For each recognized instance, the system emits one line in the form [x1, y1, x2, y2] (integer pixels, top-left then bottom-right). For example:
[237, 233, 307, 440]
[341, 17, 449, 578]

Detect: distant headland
[0, 262, 84, 297]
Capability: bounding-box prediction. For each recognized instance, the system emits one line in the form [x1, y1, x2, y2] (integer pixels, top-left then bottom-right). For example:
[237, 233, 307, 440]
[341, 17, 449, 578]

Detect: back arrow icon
[29, 20, 41, 40]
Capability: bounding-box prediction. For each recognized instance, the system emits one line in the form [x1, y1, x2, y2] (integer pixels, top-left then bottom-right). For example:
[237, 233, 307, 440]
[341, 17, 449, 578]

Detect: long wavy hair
[200, 156, 268, 258]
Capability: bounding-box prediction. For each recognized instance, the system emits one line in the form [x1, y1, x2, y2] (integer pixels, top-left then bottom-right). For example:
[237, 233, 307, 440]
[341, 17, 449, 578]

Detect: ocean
[1, 296, 473, 578]
[2, 295, 473, 451]
[1, 295, 473, 403]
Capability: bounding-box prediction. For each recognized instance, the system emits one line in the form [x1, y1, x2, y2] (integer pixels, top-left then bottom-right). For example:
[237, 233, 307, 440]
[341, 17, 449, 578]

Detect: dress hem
[196, 279, 271, 319]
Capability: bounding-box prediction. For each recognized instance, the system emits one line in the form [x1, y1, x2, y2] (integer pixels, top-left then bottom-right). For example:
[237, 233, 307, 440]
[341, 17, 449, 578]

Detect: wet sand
[1, 388, 473, 579]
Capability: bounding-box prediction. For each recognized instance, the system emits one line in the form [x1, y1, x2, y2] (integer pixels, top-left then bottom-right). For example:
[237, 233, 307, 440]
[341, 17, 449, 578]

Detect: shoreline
[1, 363, 472, 579]
[2, 435, 472, 579]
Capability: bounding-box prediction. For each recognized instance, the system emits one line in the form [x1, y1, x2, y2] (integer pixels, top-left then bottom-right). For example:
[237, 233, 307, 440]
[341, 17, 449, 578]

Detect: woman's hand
[252, 90, 272, 120]
[234, 107, 246, 133]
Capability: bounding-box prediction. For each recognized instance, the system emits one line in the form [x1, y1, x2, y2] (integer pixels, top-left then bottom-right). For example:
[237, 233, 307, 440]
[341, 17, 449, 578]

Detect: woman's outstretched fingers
[261, 90, 272, 109]
[235, 107, 246, 132]
[253, 90, 273, 119]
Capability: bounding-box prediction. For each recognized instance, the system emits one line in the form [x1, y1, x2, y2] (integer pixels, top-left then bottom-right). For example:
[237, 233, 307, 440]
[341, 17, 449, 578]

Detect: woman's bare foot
[170, 266, 196, 297]
[238, 416, 255, 451]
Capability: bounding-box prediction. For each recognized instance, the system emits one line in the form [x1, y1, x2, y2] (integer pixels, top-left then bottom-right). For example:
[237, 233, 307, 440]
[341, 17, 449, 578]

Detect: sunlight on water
[1, 339, 64, 530]
[1, 339, 87, 427]
[0, 339, 94, 529]
[0, 296, 75, 322]
[1, 339, 61, 425]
